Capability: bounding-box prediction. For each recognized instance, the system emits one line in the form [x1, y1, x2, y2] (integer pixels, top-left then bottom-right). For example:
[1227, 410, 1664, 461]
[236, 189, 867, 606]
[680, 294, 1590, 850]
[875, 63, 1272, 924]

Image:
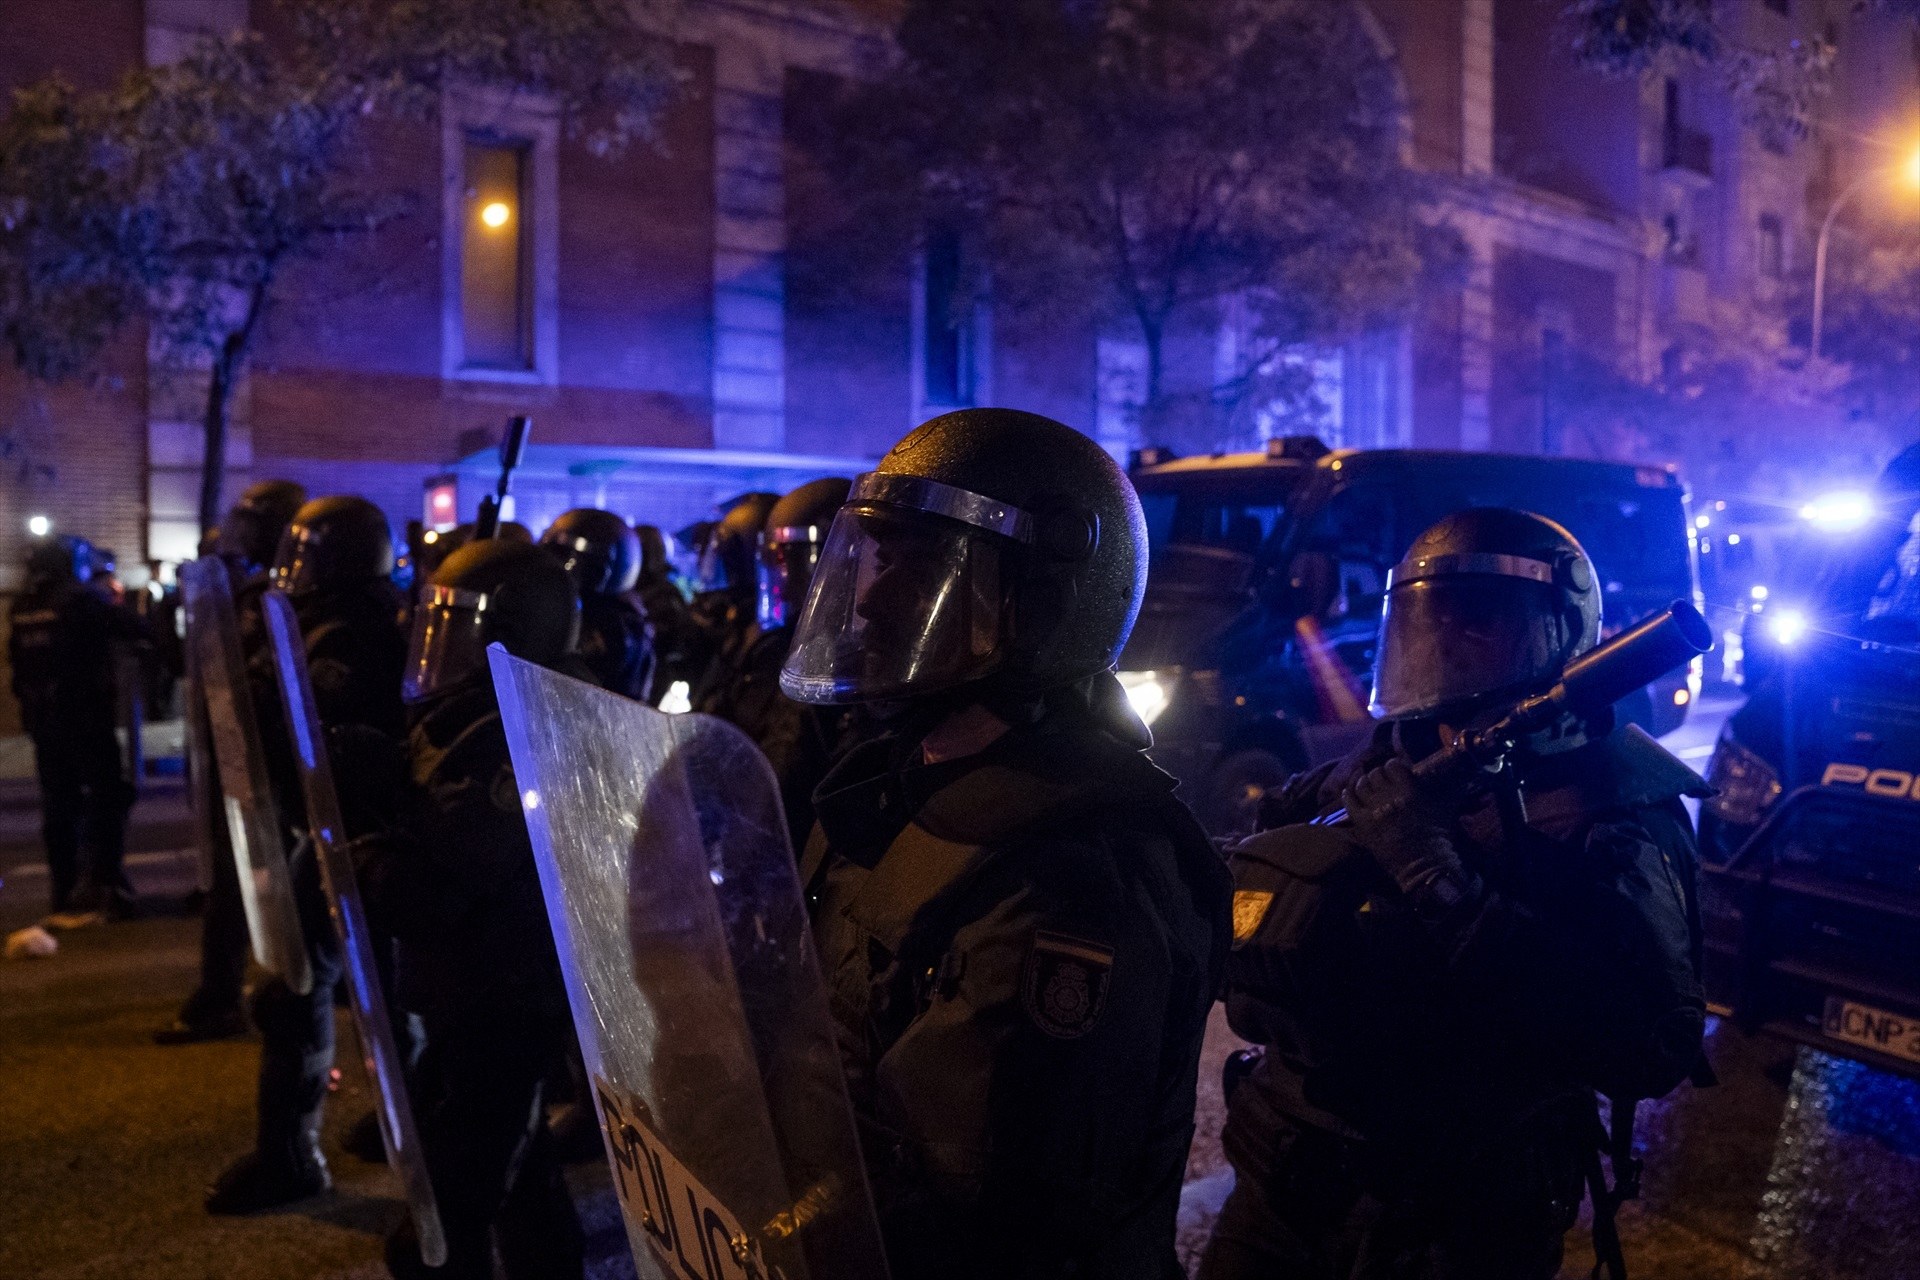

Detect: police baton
[474, 414, 532, 540]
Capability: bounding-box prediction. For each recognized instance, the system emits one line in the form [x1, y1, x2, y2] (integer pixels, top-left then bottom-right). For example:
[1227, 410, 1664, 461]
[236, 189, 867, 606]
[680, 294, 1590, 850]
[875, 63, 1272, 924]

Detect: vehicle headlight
[1703, 734, 1782, 827]
[1767, 608, 1808, 646]
[1116, 670, 1171, 726]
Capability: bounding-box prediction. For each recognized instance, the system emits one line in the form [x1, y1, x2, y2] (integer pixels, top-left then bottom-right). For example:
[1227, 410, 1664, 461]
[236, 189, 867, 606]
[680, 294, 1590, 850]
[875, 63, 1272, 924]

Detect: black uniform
[694, 622, 852, 849]
[1201, 723, 1709, 1280]
[8, 572, 146, 912]
[575, 590, 653, 702]
[803, 708, 1230, 1279]
[370, 676, 581, 1280]
[636, 573, 702, 702]
[375, 536, 584, 1280]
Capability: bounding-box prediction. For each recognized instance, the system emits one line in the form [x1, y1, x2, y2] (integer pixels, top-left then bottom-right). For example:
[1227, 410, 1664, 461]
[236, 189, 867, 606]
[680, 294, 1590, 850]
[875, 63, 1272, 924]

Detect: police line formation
[10, 407, 1719, 1280]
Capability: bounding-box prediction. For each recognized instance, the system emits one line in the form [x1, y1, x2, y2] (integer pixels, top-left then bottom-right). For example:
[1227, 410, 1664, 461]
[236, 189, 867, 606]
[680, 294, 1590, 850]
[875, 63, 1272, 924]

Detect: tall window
[461, 136, 532, 370]
[1757, 213, 1785, 280]
[922, 222, 973, 407]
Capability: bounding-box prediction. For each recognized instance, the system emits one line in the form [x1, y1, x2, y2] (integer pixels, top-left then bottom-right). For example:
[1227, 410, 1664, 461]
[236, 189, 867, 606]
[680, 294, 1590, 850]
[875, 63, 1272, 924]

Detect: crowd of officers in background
[6, 407, 1709, 1280]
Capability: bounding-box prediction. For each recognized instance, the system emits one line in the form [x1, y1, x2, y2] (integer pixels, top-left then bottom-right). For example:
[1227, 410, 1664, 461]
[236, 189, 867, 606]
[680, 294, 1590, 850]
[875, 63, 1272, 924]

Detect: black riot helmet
[781, 409, 1148, 706]
[634, 523, 672, 584]
[217, 479, 308, 572]
[403, 539, 579, 703]
[24, 535, 92, 590]
[1369, 508, 1602, 722]
[686, 492, 778, 601]
[539, 508, 642, 596]
[758, 477, 851, 631]
[272, 496, 396, 597]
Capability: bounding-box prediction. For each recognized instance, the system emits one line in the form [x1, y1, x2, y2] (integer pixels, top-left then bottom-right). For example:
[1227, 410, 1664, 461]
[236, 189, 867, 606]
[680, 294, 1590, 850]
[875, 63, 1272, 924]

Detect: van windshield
[1138, 480, 1296, 559]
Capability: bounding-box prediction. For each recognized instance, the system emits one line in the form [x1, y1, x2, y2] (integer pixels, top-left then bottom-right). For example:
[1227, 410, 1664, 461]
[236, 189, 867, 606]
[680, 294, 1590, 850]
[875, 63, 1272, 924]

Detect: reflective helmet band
[849, 472, 1035, 544]
[764, 524, 828, 547]
[1385, 551, 1555, 591]
[421, 583, 490, 612]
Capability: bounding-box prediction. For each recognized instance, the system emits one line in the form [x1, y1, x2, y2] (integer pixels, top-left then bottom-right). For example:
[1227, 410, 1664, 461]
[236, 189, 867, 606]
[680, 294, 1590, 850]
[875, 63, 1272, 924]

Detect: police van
[1699, 469, 1920, 1077]
[1120, 439, 1702, 833]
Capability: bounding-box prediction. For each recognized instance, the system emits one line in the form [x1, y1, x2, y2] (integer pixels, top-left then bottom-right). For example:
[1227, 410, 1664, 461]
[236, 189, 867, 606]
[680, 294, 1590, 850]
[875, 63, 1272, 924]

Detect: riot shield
[489, 646, 889, 1280]
[181, 611, 221, 894]
[178, 558, 311, 994]
[262, 590, 447, 1266]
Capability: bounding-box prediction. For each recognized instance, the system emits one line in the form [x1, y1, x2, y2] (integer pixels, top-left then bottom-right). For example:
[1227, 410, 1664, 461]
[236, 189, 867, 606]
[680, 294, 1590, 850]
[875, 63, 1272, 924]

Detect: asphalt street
[3, 697, 1919, 1279]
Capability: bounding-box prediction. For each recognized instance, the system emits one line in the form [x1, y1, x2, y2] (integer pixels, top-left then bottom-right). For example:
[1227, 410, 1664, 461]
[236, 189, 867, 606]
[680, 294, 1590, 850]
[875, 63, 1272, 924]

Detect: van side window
[1303, 485, 1395, 621]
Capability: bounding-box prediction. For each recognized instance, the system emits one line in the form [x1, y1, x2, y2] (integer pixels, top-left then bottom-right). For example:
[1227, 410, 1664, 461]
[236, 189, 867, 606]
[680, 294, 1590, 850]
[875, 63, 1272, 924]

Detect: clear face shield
[270, 525, 324, 597]
[402, 584, 493, 703]
[756, 526, 828, 631]
[779, 473, 1034, 705]
[1368, 552, 1569, 721]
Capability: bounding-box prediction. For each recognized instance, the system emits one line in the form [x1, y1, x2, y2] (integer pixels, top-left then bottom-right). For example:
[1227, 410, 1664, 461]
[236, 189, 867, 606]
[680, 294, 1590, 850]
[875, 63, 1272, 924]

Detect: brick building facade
[2, 0, 1912, 593]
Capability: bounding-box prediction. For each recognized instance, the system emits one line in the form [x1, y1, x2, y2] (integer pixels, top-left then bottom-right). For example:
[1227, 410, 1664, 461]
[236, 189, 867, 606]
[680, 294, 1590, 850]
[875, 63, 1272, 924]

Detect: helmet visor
[1369, 574, 1566, 720]
[779, 502, 1013, 705]
[756, 528, 827, 630]
[402, 584, 491, 703]
[270, 526, 323, 597]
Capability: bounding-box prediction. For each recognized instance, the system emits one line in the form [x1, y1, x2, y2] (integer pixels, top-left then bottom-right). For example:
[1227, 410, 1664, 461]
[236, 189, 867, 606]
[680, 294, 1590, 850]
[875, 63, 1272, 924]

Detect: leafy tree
[793, 0, 1452, 451]
[1564, 0, 1836, 149]
[0, 0, 680, 533]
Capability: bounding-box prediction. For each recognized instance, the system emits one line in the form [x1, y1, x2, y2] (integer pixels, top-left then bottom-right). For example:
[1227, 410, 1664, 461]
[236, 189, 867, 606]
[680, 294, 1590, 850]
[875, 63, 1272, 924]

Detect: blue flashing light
[1769, 608, 1809, 646]
[1800, 490, 1874, 533]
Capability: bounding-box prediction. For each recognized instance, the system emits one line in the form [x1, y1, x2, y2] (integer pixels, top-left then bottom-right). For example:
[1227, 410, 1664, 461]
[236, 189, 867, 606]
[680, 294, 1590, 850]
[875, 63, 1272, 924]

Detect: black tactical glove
[1341, 758, 1478, 912]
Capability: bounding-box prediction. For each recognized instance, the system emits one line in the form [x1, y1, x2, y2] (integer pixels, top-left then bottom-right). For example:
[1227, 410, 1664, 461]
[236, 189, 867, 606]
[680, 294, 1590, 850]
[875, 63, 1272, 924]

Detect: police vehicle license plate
[592, 1077, 774, 1280]
[1822, 997, 1920, 1067]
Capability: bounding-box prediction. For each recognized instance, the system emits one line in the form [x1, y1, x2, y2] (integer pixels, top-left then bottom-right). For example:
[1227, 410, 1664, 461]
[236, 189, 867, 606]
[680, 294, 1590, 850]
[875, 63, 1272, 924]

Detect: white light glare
[660, 680, 692, 715]
[1750, 584, 1769, 602]
[522, 789, 541, 810]
[1116, 670, 1171, 725]
[1768, 609, 1809, 646]
[1799, 491, 1873, 533]
[1694, 514, 1711, 530]
[26, 515, 50, 537]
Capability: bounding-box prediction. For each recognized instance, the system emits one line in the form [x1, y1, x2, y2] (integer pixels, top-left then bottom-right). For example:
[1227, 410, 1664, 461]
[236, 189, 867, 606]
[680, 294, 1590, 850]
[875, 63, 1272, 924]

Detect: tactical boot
[342, 1108, 388, 1164]
[153, 1007, 249, 1045]
[204, 1146, 331, 1214]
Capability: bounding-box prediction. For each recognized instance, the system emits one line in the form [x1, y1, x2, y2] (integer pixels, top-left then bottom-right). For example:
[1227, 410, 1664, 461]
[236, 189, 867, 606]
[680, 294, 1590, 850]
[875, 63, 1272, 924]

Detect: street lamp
[1811, 146, 1920, 361]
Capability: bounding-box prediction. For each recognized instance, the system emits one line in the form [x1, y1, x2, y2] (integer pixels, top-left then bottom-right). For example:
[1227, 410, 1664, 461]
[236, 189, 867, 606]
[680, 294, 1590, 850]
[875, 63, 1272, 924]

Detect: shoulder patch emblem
[1231, 890, 1275, 947]
[1022, 931, 1114, 1039]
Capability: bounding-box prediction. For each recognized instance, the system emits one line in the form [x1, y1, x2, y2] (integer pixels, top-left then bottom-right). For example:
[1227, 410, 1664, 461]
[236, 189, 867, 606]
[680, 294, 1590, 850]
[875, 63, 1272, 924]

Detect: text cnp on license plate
[592, 1077, 784, 1280]
[1822, 997, 1920, 1067]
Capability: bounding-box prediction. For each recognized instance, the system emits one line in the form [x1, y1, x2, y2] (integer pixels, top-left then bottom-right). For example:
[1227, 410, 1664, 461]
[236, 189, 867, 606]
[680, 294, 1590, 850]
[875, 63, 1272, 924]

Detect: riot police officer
[782, 409, 1231, 1278]
[1200, 509, 1709, 1280]
[369, 539, 583, 1280]
[695, 477, 853, 847]
[539, 507, 654, 700]
[159, 478, 308, 1044]
[8, 536, 148, 917]
[631, 523, 702, 706]
[206, 494, 409, 1214]
[684, 491, 777, 704]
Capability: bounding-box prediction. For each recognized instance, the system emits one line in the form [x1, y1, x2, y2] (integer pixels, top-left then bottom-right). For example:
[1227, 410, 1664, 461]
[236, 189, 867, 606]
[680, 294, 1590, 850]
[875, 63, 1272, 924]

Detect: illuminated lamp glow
[1750, 584, 1770, 601]
[1694, 514, 1711, 530]
[1768, 609, 1809, 646]
[26, 515, 50, 537]
[481, 201, 511, 228]
[1673, 687, 1691, 707]
[1799, 490, 1873, 532]
[1727, 533, 1742, 546]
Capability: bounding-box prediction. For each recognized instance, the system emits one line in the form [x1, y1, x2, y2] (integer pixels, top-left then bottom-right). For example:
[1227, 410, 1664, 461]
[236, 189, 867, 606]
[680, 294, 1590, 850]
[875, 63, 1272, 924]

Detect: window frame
[441, 88, 560, 385]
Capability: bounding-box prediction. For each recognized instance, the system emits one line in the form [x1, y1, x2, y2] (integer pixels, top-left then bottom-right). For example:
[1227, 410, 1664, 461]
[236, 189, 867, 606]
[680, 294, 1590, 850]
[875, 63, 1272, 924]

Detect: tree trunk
[1137, 315, 1168, 445]
[195, 275, 272, 535]
[197, 348, 235, 536]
